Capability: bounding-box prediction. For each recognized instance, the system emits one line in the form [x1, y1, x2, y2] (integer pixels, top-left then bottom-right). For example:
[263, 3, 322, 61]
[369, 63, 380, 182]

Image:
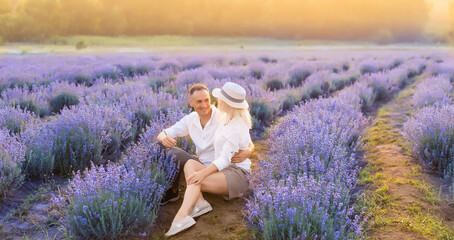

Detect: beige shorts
[221, 165, 250, 200]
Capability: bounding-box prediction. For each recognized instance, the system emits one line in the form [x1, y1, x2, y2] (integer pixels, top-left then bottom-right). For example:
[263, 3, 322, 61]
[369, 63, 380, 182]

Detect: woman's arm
[187, 164, 219, 185]
[231, 142, 255, 163]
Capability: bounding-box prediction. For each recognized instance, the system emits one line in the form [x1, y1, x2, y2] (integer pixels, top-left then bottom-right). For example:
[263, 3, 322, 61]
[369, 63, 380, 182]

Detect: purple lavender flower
[402, 105, 454, 176]
[0, 128, 25, 199]
[411, 76, 452, 108]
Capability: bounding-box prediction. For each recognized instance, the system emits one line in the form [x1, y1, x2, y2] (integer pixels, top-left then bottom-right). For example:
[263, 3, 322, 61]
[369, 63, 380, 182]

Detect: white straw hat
[212, 82, 249, 109]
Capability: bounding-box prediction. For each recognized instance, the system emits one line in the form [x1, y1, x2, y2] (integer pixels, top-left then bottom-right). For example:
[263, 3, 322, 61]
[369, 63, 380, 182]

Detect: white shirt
[212, 117, 252, 173]
[164, 106, 222, 166]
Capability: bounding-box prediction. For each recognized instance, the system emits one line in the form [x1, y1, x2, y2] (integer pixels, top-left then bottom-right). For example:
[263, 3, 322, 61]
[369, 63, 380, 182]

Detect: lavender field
[0, 48, 454, 239]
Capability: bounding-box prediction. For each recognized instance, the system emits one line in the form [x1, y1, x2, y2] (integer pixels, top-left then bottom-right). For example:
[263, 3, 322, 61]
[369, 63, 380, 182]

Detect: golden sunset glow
[0, 0, 453, 43]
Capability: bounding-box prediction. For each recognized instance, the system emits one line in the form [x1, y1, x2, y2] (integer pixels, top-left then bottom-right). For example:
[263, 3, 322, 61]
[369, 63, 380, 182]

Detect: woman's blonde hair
[217, 99, 252, 129]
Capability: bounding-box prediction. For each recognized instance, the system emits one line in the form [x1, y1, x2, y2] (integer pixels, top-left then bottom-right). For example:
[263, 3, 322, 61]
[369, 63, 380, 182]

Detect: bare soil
[0, 177, 67, 240]
[363, 80, 454, 239]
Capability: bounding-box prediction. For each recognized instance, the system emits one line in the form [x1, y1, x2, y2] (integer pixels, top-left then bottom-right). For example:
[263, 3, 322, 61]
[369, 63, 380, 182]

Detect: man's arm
[231, 142, 255, 163]
[157, 131, 177, 148]
[157, 114, 191, 148]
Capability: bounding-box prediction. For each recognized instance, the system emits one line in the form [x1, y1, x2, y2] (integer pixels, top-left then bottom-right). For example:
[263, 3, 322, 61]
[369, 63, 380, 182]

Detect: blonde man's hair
[217, 99, 252, 129]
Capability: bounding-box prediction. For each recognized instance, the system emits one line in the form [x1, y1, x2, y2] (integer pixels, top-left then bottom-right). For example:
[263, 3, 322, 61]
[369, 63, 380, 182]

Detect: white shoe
[165, 215, 196, 237]
[189, 200, 212, 218]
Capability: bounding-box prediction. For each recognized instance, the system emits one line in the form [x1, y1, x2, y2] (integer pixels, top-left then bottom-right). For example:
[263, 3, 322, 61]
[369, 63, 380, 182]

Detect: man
[157, 83, 254, 204]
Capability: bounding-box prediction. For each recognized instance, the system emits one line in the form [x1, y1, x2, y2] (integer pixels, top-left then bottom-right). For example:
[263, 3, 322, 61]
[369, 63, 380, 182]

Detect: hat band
[221, 89, 244, 103]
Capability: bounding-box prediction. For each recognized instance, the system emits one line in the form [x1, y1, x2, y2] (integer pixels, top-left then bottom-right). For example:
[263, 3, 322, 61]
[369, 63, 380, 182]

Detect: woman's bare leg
[199, 171, 228, 195]
[173, 160, 230, 222]
[173, 160, 206, 222]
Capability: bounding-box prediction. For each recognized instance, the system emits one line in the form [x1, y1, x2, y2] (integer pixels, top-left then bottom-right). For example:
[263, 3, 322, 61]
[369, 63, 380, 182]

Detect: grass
[395, 215, 453, 240]
[56, 36, 381, 48]
[363, 118, 402, 147]
[408, 179, 442, 205]
[357, 83, 454, 239]
[221, 224, 256, 240]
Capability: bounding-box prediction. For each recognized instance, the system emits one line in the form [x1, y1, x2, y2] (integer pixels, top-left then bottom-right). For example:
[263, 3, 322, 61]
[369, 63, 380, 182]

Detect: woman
[165, 82, 252, 237]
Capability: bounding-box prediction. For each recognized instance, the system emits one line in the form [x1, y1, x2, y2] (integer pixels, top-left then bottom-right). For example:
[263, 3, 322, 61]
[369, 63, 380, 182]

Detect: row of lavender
[0, 52, 449, 238]
[0, 53, 430, 189]
[0, 54, 362, 180]
[245, 56, 439, 239]
[402, 67, 454, 200]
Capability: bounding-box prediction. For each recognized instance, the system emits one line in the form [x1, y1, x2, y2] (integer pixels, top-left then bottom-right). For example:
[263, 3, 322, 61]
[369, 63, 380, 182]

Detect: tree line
[0, 0, 450, 43]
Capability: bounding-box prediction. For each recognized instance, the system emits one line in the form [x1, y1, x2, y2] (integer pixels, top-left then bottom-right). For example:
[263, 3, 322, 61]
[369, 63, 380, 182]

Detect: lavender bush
[363, 72, 392, 101]
[261, 98, 367, 179]
[21, 103, 133, 178]
[411, 76, 452, 108]
[338, 82, 375, 111]
[0, 128, 25, 199]
[402, 105, 454, 177]
[53, 126, 178, 239]
[0, 106, 39, 135]
[247, 174, 363, 240]
[248, 97, 367, 239]
[49, 92, 80, 114]
[288, 63, 314, 87]
[1, 86, 49, 117]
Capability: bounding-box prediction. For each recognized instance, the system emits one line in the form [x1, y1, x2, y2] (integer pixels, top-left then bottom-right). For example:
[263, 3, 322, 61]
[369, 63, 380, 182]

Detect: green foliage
[299, 91, 311, 103]
[391, 59, 402, 69]
[417, 134, 454, 177]
[53, 127, 104, 176]
[24, 146, 55, 179]
[75, 40, 87, 50]
[165, 85, 179, 97]
[0, 155, 23, 200]
[117, 64, 150, 78]
[371, 85, 389, 101]
[266, 79, 284, 91]
[13, 100, 47, 117]
[49, 93, 80, 114]
[149, 76, 173, 92]
[450, 178, 454, 202]
[360, 65, 377, 75]
[308, 86, 323, 99]
[320, 80, 330, 93]
[342, 63, 350, 71]
[288, 70, 310, 87]
[68, 191, 154, 239]
[48, 35, 67, 44]
[251, 69, 264, 79]
[73, 74, 92, 86]
[132, 110, 153, 141]
[281, 96, 297, 112]
[250, 101, 274, 132]
[330, 77, 352, 92]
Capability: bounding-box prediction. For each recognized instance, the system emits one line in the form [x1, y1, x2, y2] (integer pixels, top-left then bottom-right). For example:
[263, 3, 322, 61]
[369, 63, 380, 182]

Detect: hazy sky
[426, 0, 451, 35]
[4, 0, 454, 42]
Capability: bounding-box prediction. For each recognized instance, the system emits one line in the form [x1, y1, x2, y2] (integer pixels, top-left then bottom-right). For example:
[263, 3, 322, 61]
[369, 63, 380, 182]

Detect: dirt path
[361, 77, 454, 239]
[0, 178, 67, 240]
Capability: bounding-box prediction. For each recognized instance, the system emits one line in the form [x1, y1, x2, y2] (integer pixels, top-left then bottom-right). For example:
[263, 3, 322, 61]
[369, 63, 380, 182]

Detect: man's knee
[166, 147, 180, 158]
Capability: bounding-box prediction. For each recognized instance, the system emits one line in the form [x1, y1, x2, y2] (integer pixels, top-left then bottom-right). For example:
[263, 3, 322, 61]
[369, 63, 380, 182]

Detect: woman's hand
[187, 170, 208, 185]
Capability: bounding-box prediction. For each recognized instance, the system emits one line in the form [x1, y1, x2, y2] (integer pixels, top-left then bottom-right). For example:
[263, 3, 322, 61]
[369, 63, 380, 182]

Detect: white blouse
[212, 117, 252, 173]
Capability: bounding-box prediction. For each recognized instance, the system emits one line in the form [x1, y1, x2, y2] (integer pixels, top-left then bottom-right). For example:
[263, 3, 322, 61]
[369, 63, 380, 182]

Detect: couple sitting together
[157, 82, 254, 237]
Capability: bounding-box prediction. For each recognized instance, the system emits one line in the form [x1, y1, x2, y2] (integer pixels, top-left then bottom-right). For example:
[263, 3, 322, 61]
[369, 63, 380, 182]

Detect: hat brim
[212, 88, 249, 109]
